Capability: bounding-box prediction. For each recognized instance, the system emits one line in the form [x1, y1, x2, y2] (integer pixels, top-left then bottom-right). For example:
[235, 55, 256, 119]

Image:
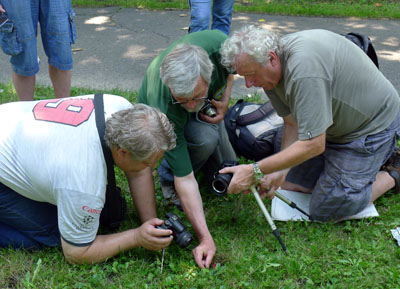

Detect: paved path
[0, 8, 399, 98]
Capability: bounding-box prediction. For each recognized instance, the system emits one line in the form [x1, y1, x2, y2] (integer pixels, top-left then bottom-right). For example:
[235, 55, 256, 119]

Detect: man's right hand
[0, 5, 5, 13]
[136, 218, 173, 251]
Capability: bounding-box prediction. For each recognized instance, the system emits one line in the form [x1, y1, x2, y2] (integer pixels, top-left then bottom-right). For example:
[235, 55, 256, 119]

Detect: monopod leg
[250, 185, 287, 252]
[232, 192, 244, 222]
[273, 190, 311, 219]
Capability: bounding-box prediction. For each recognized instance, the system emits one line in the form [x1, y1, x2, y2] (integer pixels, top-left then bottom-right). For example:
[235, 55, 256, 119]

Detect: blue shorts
[0, 0, 77, 76]
[286, 110, 400, 221]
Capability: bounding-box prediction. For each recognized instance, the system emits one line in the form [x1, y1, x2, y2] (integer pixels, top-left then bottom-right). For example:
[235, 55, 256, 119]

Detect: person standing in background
[0, 1, 76, 101]
[188, 0, 234, 35]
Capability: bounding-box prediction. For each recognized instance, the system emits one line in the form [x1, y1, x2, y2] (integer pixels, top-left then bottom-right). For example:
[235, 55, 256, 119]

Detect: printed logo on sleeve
[82, 206, 102, 214]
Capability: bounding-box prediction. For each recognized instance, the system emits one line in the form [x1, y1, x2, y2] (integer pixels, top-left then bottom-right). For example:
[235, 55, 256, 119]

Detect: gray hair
[220, 25, 282, 73]
[160, 44, 214, 98]
[105, 103, 176, 161]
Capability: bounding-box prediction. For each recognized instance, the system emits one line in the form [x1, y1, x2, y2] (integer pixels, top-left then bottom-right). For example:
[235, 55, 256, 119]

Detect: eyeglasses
[169, 89, 208, 105]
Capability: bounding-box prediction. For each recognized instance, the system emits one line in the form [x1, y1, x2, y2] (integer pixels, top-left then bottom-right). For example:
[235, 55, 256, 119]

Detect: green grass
[1, 83, 399, 288]
[71, 0, 400, 19]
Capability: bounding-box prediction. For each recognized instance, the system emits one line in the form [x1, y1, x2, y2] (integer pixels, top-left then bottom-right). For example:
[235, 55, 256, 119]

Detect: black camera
[200, 98, 217, 117]
[157, 212, 193, 248]
[211, 160, 239, 196]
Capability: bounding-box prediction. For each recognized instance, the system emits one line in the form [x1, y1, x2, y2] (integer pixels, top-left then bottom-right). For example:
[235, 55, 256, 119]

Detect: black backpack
[343, 32, 379, 69]
[224, 99, 284, 161]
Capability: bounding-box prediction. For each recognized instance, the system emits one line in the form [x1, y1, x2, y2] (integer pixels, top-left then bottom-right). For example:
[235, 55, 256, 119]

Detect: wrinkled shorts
[286, 110, 400, 221]
[0, 0, 77, 76]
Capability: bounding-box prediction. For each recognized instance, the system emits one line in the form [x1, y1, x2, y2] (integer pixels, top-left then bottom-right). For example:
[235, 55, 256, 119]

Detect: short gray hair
[220, 25, 282, 73]
[105, 103, 176, 161]
[160, 44, 214, 98]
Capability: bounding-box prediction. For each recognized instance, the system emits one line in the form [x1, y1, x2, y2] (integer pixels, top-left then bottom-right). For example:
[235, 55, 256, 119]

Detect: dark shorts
[286, 111, 400, 221]
[0, 181, 60, 249]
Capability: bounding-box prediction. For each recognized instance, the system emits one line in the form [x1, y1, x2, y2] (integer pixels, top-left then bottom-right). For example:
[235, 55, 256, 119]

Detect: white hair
[220, 25, 282, 73]
[160, 44, 214, 98]
[105, 103, 176, 161]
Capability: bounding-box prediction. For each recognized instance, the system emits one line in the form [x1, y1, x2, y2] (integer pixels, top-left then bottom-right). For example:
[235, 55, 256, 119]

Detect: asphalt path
[0, 8, 399, 98]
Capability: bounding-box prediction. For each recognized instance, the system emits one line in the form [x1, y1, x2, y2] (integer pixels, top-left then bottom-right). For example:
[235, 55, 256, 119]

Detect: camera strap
[93, 93, 116, 187]
[93, 94, 127, 230]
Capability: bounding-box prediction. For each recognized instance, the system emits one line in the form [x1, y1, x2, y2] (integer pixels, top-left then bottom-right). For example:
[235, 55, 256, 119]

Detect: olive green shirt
[267, 29, 400, 143]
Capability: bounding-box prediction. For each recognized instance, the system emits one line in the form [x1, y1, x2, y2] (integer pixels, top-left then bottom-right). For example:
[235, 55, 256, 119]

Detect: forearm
[62, 229, 141, 264]
[220, 74, 234, 103]
[126, 168, 157, 223]
[174, 173, 212, 241]
[258, 125, 325, 175]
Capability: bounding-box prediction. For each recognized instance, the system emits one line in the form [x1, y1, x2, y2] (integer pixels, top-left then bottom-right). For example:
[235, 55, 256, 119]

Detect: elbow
[64, 251, 88, 265]
[311, 137, 326, 157]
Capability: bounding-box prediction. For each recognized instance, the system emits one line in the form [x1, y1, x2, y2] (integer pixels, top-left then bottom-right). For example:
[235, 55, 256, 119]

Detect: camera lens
[176, 231, 193, 248]
[204, 106, 217, 117]
[211, 173, 232, 196]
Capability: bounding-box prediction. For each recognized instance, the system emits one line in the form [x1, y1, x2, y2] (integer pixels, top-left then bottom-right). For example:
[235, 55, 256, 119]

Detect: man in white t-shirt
[0, 94, 178, 264]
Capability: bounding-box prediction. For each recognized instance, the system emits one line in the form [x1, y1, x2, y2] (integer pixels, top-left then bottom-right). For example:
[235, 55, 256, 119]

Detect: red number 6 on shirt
[33, 98, 94, 127]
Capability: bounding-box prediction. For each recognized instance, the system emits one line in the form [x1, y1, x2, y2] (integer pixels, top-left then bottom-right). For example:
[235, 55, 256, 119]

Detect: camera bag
[224, 99, 284, 161]
[94, 93, 127, 231]
[343, 32, 379, 69]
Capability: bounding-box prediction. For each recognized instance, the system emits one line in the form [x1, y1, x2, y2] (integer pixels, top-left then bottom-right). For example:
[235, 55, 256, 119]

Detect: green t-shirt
[267, 29, 400, 143]
[138, 30, 230, 177]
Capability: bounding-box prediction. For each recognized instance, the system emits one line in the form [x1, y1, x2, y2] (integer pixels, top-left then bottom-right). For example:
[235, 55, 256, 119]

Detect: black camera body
[200, 98, 217, 118]
[157, 212, 193, 248]
[212, 160, 239, 196]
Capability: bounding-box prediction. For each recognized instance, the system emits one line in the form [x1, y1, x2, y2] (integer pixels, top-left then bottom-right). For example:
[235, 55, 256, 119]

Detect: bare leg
[370, 170, 395, 203]
[281, 181, 312, 193]
[48, 64, 71, 98]
[12, 71, 35, 101]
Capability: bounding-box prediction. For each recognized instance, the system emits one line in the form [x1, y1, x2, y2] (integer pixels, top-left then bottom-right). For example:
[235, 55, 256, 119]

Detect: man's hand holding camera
[199, 97, 229, 124]
[136, 218, 173, 251]
[217, 162, 287, 199]
[199, 74, 233, 124]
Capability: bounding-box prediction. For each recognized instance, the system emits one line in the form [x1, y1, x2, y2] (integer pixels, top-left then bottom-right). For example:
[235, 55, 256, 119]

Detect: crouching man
[0, 94, 177, 264]
[219, 26, 400, 221]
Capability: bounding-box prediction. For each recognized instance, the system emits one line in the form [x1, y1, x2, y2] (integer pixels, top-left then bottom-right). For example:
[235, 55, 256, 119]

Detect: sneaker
[385, 150, 400, 194]
[160, 181, 183, 211]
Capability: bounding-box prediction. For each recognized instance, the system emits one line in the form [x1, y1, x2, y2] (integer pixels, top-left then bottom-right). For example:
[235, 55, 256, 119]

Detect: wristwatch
[252, 162, 264, 181]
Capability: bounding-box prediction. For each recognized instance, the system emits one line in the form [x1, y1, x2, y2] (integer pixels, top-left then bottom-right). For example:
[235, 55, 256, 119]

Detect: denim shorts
[286, 110, 400, 221]
[0, 0, 77, 76]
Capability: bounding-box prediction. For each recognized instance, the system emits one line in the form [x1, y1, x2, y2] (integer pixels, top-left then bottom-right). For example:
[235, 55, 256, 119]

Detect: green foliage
[71, 0, 400, 19]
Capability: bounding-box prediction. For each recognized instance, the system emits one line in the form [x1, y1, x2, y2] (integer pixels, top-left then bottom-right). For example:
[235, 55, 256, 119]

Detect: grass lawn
[0, 0, 399, 287]
[71, 0, 400, 19]
[0, 83, 399, 288]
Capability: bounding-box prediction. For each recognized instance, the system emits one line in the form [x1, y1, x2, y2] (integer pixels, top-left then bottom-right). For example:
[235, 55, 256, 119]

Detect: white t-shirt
[0, 94, 132, 245]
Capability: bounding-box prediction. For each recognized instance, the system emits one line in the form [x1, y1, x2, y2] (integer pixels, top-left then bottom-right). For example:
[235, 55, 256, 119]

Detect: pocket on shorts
[340, 173, 370, 192]
[0, 21, 23, 56]
[68, 9, 77, 44]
